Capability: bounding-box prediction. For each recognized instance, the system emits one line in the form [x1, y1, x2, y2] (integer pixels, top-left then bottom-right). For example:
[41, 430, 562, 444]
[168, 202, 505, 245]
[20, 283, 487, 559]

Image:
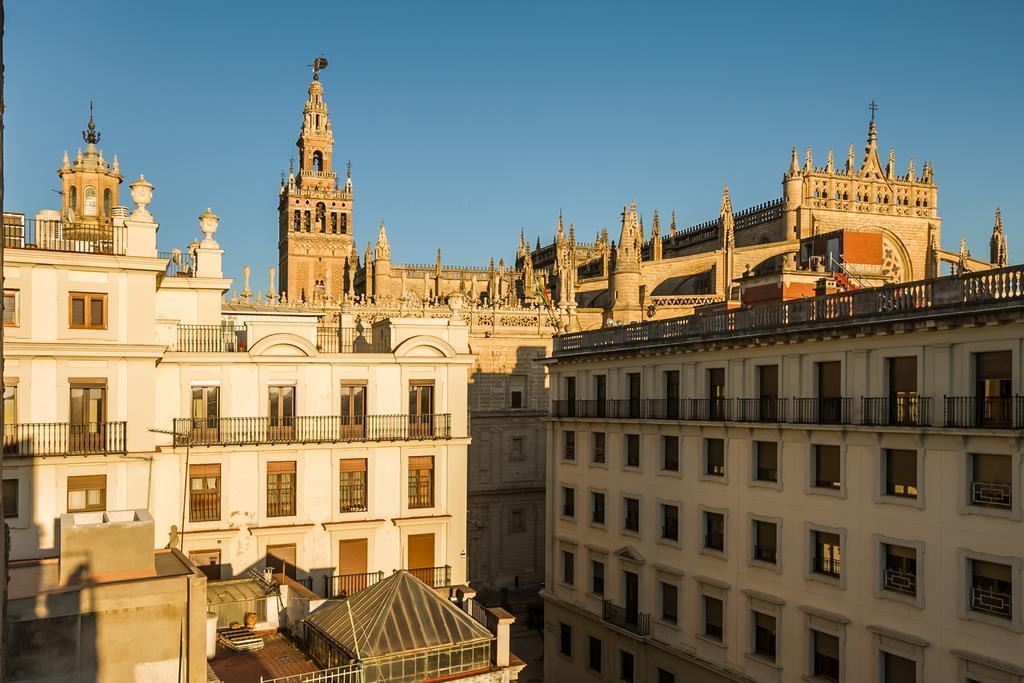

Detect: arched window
[103, 188, 112, 216]
[303, 211, 311, 231]
[330, 214, 338, 233]
[84, 186, 98, 216]
[312, 151, 323, 173]
[68, 186, 78, 212]
[316, 202, 327, 232]
[339, 213, 348, 234]
[293, 210, 301, 230]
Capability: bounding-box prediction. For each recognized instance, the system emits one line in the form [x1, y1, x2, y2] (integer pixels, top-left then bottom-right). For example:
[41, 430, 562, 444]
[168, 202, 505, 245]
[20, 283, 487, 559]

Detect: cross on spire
[868, 100, 878, 122]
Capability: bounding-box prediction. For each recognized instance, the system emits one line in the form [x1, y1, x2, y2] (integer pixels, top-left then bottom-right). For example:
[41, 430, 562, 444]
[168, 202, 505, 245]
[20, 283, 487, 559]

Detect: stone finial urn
[198, 208, 219, 244]
[129, 175, 154, 219]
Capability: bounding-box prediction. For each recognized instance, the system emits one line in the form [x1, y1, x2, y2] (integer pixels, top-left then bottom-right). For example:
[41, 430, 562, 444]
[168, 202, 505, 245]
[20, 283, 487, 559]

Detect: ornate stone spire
[886, 147, 896, 179]
[846, 143, 855, 174]
[826, 149, 834, 174]
[651, 210, 662, 261]
[805, 146, 813, 172]
[614, 203, 642, 273]
[670, 210, 677, 237]
[788, 146, 800, 176]
[990, 207, 1008, 268]
[720, 185, 735, 248]
[375, 220, 391, 261]
[859, 104, 883, 177]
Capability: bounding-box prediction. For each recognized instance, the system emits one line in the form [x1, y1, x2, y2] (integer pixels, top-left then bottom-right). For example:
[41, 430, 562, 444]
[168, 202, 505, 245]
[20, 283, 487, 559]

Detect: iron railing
[409, 565, 452, 589]
[3, 421, 127, 456]
[295, 576, 314, 592]
[945, 396, 1024, 429]
[174, 324, 246, 352]
[972, 481, 1012, 509]
[735, 397, 788, 423]
[259, 663, 362, 683]
[189, 490, 220, 522]
[324, 570, 384, 599]
[813, 556, 841, 577]
[339, 482, 368, 512]
[793, 398, 851, 425]
[861, 396, 931, 427]
[883, 567, 917, 596]
[971, 583, 1012, 618]
[3, 216, 127, 255]
[554, 265, 1024, 355]
[172, 414, 451, 446]
[158, 249, 195, 277]
[602, 599, 650, 637]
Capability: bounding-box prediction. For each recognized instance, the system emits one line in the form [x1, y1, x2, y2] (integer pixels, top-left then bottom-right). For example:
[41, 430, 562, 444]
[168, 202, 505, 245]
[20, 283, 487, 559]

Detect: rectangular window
[884, 449, 917, 498]
[705, 438, 725, 476]
[339, 382, 367, 437]
[267, 461, 297, 517]
[69, 384, 106, 453]
[593, 432, 606, 463]
[3, 479, 18, 518]
[591, 491, 605, 525]
[625, 433, 640, 468]
[660, 581, 678, 624]
[268, 385, 296, 440]
[564, 430, 576, 461]
[662, 436, 679, 471]
[882, 651, 916, 682]
[657, 669, 675, 683]
[561, 549, 575, 586]
[970, 453, 1012, 509]
[664, 370, 681, 419]
[189, 549, 222, 581]
[509, 375, 525, 409]
[559, 622, 572, 657]
[509, 508, 525, 532]
[661, 503, 679, 541]
[704, 511, 724, 551]
[340, 458, 368, 512]
[703, 595, 723, 641]
[594, 375, 607, 414]
[626, 373, 641, 418]
[408, 381, 435, 437]
[623, 496, 640, 532]
[888, 356, 919, 425]
[753, 519, 778, 564]
[883, 543, 917, 597]
[619, 650, 635, 683]
[708, 367, 726, 420]
[190, 386, 220, 439]
[813, 530, 842, 578]
[3, 289, 18, 326]
[189, 463, 221, 522]
[813, 444, 841, 489]
[753, 611, 776, 661]
[754, 441, 778, 482]
[587, 635, 602, 672]
[4, 385, 17, 426]
[408, 455, 434, 508]
[562, 486, 575, 518]
[68, 292, 106, 329]
[67, 474, 106, 512]
[811, 630, 840, 681]
[970, 559, 1012, 620]
[591, 560, 605, 595]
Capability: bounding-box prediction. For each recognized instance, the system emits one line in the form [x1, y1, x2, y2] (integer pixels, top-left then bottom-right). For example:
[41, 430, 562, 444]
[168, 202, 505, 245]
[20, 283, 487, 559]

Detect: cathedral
[269, 63, 1008, 596]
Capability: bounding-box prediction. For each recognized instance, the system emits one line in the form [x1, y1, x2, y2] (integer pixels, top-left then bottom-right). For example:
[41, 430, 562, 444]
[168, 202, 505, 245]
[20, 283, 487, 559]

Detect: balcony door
[336, 538, 369, 597]
[708, 368, 725, 419]
[268, 385, 295, 441]
[623, 570, 639, 626]
[627, 373, 641, 418]
[975, 351, 1012, 427]
[69, 384, 106, 453]
[191, 386, 220, 442]
[266, 543, 297, 579]
[817, 361, 842, 423]
[340, 383, 366, 439]
[758, 365, 779, 421]
[408, 382, 434, 438]
[665, 371, 680, 419]
[888, 357, 918, 425]
[408, 533, 436, 586]
[594, 375, 607, 417]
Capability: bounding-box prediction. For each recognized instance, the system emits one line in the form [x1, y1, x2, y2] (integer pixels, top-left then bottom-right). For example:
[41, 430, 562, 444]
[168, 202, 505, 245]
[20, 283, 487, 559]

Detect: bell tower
[278, 56, 355, 303]
[59, 102, 123, 240]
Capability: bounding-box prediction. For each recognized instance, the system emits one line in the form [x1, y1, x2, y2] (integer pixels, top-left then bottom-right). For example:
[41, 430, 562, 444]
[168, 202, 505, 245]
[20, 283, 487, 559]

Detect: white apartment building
[2, 121, 472, 600]
[542, 269, 1024, 683]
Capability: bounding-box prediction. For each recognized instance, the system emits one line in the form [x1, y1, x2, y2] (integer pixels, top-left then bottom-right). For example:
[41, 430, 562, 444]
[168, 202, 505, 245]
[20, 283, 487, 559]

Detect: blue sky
[6, 1, 1022, 284]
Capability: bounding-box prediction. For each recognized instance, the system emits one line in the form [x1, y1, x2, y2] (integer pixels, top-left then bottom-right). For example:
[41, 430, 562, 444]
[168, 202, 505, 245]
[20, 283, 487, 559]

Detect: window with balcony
[883, 449, 918, 498]
[594, 374, 607, 417]
[268, 385, 296, 439]
[559, 622, 572, 657]
[708, 367, 726, 420]
[754, 441, 778, 483]
[664, 369, 681, 419]
[661, 504, 679, 542]
[565, 376, 577, 416]
[562, 486, 575, 518]
[67, 474, 105, 512]
[813, 444, 841, 490]
[623, 497, 640, 533]
[587, 635, 601, 672]
[887, 356, 920, 425]
[624, 433, 640, 468]
[882, 543, 917, 598]
[758, 364, 780, 421]
[881, 651, 916, 682]
[339, 458, 368, 512]
[3, 289, 18, 326]
[626, 372, 641, 419]
[812, 530, 842, 579]
[970, 453, 1012, 510]
[408, 456, 434, 509]
[752, 611, 777, 662]
[563, 430, 576, 461]
[619, 650, 635, 683]
[662, 436, 679, 472]
[970, 559, 1012, 621]
[753, 519, 778, 565]
[591, 559, 605, 595]
[811, 629, 840, 681]
[660, 581, 678, 624]
[267, 461, 296, 517]
[561, 550, 575, 586]
[69, 384, 106, 453]
[189, 463, 221, 522]
[4, 384, 17, 428]
[340, 382, 367, 437]
[408, 381, 435, 437]
[593, 431, 606, 463]
[705, 438, 725, 477]
[816, 360, 844, 423]
[69, 292, 106, 330]
[703, 595, 723, 641]
[704, 511, 725, 552]
[975, 351, 1012, 427]
[3, 479, 18, 518]
[591, 491, 605, 525]
[190, 385, 220, 440]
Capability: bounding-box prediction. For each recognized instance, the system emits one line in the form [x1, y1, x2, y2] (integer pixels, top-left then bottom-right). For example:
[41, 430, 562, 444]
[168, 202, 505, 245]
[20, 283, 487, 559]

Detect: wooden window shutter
[2, 292, 15, 325]
[267, 461, 296, 474]
[408, 456, 433, 470]
[190, 463, 221, 478]
[68, 474, 106, 491]
[70, 296, 86, 326]
[89, 296, 104, 326]
[339, 458, 367, 473]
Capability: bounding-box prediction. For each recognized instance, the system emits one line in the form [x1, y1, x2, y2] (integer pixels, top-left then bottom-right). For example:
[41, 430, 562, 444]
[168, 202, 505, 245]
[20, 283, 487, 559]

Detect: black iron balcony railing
[409, 565, 452, 589]
[172, 414, 452, 447]
[339, 483, 368, 512]
[793, 398, 851, 425]
[602, 599, 650, 637]
[4, 421, 127, 457]
[813, 555, 841, 578]
[295, 576, 314, 592]
[735, 397, 788, 423]
[971, 582, 1012, 619]
[883, 566, 917, 596]
[861, 396, 931, 427]
[189, 490, 221, 522]
[972, 480, 1013, 509]
[753, 546, 777, 564]
[945, 396, 1024, 429]
[175, 324, 246, 353]
[3, 216, 128, 255]
[324, 570, 385, 599]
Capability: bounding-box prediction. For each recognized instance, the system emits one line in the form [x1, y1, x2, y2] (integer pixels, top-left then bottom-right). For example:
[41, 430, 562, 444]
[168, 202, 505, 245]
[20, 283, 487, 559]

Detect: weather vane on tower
[310, 54, 329, 81]
[82, 100, 101, 145]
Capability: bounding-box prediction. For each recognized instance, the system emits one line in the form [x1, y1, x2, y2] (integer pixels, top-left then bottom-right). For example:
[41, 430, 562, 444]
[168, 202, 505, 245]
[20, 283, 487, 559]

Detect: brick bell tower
[278, 56, 355, 303]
